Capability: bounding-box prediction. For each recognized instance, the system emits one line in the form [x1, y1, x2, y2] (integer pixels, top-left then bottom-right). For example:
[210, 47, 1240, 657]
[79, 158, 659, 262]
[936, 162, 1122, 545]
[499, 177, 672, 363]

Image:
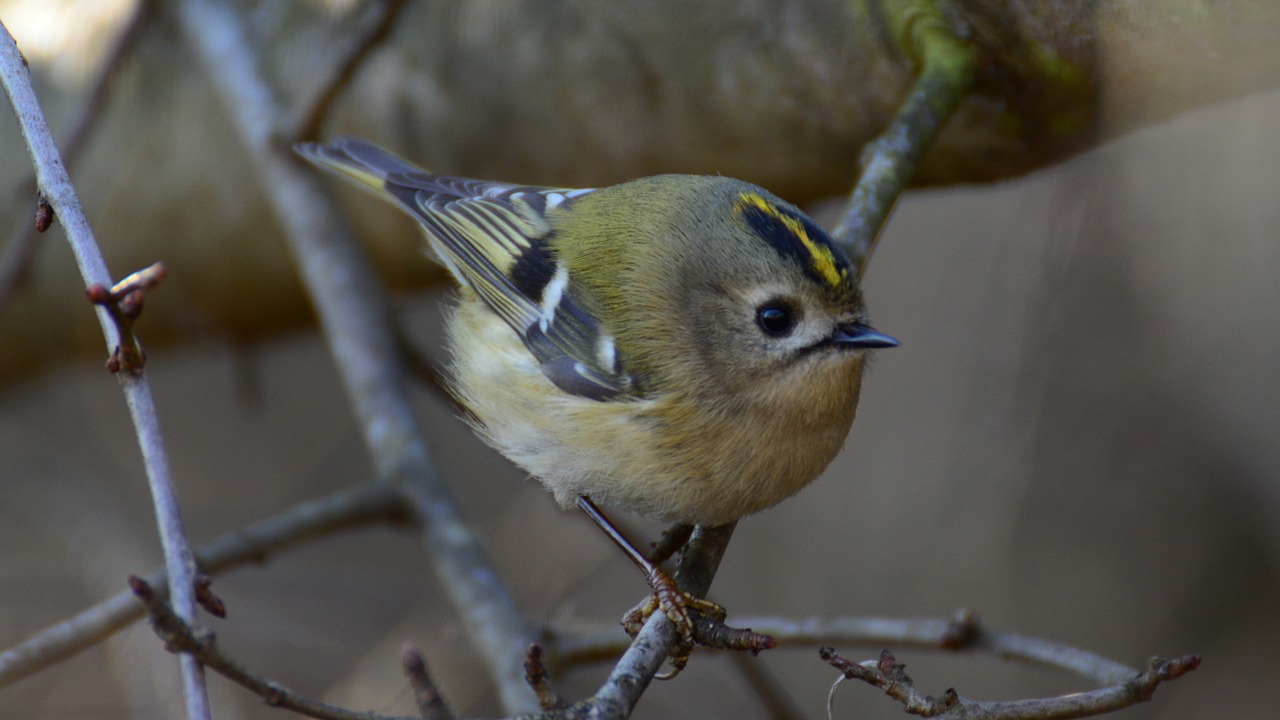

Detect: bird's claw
[620, 567, 726, 679]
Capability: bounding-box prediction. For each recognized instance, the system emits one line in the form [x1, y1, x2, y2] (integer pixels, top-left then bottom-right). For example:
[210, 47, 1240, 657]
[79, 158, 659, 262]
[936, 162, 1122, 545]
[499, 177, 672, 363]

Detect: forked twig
[821, 646, 1200, 719]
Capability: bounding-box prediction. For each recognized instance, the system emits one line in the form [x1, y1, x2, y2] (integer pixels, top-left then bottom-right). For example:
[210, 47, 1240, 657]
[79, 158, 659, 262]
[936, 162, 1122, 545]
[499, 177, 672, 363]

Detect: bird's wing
[296, 137, 634, 400]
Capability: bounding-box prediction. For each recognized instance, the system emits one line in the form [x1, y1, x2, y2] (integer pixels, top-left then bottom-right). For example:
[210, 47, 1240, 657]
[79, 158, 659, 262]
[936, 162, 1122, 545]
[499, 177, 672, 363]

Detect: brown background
[2, 85, 1277, 718]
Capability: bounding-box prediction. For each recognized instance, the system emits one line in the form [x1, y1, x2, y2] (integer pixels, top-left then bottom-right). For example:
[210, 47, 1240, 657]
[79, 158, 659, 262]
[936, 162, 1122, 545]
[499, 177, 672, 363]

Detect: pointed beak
[832, 322, 900, 349]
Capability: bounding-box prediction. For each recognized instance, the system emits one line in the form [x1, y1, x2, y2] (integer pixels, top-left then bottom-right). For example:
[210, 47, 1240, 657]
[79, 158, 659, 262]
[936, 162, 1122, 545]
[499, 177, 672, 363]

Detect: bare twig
[402, 643, 456, 720]
[136, 551, 748, 720]
[571, 523, 738, 720]
[130, 576, 420, 720]
[287, 0, 411, 142]
[554, 612, 1141, 689]
[85, 261, 166, 373]
[820, 646, 1201, 720]
[0, 0, 155, 307]
[192, 575, 226, 619]
[523, 644, 567, 712]
[33, 193, 53, 232]
[172, 0, 539, 711]
[831, 3, 977, 276]
[0, 21, 210, 720]
[0, 481, 403, 688]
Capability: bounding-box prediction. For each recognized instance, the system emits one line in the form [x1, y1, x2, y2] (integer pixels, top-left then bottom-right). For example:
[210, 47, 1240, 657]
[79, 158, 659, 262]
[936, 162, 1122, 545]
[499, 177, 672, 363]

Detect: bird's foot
[621, 566, 726, 679]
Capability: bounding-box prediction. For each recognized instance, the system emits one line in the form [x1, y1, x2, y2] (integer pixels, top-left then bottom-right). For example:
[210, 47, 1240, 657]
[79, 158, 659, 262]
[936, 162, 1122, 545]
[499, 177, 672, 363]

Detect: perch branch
[563, 523, 738, 720]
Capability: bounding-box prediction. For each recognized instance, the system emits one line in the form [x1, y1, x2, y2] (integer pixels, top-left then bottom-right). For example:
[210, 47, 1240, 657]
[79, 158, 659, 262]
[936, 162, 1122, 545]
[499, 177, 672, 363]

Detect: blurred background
[1, 1, 1277, 718]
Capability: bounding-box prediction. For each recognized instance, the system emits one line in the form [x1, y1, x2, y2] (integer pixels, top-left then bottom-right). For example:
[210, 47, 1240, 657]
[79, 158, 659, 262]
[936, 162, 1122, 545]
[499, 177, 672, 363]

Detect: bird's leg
[648, 522, 694, 565]
[576, 497, 725, 658]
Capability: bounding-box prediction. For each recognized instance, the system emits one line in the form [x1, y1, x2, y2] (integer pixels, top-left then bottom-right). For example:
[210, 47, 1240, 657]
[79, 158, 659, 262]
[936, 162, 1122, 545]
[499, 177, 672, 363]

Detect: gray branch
[172, 0, 540, 711]
[0, 19, 211, 720]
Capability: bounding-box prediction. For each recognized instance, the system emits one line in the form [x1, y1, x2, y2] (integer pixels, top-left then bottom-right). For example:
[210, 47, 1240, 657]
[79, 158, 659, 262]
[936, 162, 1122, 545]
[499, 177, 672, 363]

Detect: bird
[296, 136, 897, 659]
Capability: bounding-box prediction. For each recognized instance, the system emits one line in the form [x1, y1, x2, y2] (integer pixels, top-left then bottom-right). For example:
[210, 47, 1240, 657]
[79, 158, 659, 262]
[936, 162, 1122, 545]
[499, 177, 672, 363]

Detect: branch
[821, 647, 1200, 720]
[130, 576, 422, 720]
[0, 0, 155, 307]
[549, 523, 739, 720]
[286, 0, 411, 143]
[172, 0, 539, 711]
[85, 261, 167, 373]
[122, 525, 745, 720]
[0, 481, 403, 688]
[549, 608, 1198, 719]
[522, 644, 567, 712]
[0, 20, 210, 720]
[552, 611, 1140, 688]
[402, 643, 457, 720]
[832, 1, 977, 275]
[744, 611, 1143, 687]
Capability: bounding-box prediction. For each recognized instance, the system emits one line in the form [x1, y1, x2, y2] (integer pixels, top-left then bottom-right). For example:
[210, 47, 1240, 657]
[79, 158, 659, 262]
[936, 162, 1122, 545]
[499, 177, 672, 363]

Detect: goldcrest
[297, 137, 897, 528]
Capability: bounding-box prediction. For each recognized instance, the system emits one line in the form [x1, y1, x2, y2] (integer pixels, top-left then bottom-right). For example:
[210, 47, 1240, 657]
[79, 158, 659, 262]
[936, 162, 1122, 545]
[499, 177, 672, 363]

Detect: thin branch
[130, 576, 420, 720]
[523, 644, 567, 712]
[402, 643, 456, 720]
[559, 523, 739, 720]
[820, 647, 1200, 720]
[0, 481, 403, 688]
[831, 3, 977, 276]
[134, 565, 774, 720]
[0, 0, 155, 307]
[0, 20, 210, 720]
[172, 0, 539, 712]
[552, 612, 1141, 689]
[86, 261, 167, 373]
[286, 0, 411, 143]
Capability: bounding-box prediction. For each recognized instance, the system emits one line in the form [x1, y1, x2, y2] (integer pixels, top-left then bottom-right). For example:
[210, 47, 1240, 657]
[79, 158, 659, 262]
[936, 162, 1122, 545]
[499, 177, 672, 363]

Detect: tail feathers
[296, 137, 528, 206]
[294, 136, 424, 195]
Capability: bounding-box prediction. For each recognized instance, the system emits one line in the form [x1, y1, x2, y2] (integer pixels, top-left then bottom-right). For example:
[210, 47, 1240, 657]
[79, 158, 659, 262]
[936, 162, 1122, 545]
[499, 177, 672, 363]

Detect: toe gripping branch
[577, 497, 775, 679]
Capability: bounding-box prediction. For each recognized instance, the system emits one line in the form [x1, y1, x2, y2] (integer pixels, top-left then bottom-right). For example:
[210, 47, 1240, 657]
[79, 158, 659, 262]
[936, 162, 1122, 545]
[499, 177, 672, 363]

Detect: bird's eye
[756, 302, 797, 336]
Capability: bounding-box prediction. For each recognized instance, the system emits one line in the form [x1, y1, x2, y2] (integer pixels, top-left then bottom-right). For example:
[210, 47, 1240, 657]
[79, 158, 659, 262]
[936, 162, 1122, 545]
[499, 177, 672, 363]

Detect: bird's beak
[832, 322, 900, 349]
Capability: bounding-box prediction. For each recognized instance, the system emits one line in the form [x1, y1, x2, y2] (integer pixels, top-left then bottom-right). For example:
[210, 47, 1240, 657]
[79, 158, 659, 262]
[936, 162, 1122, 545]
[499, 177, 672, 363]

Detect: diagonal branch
[832, 2, 977, 276]
[555, 523, 738, 720]
[0, 0, 156, 308]
[286, 0, 411, 143]
[0, 19, 210, 720]
[130, 576, 422, 720]
[171, 0, 540, 712]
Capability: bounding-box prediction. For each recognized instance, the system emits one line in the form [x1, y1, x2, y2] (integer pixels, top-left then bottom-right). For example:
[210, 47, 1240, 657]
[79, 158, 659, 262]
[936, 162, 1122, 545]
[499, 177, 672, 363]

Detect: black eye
[756, 303, 796, 336]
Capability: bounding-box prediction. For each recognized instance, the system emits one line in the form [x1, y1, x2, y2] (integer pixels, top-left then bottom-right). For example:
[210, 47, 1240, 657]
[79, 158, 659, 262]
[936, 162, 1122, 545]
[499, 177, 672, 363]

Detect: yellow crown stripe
[735, 194, 846, 288]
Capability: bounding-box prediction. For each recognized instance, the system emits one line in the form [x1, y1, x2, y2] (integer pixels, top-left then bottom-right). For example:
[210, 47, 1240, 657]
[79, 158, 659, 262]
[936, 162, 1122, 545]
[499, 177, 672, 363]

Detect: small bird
[297, 137, 897, 650]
